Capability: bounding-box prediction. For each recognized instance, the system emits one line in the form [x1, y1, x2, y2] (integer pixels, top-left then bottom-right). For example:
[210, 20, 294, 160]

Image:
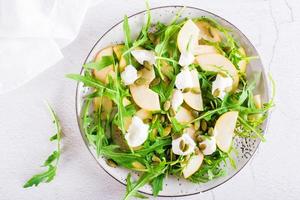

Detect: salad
[68, 5, 274, 200]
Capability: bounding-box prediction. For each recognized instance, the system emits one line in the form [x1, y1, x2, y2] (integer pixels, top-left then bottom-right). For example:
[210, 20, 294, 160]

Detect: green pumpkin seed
[106, 159, 117, 168]
[135, 77, 147, 85]
[208, 127, 214, 136]
[194, 147, 200, 155]
[163, 100, 171, 111]
[150, 128, 158, 141]
[191, 110, 199, 118]
[152, 155, 161, 163]
[201, 120, 208, 132]
[143, 61, 152, 70]
[160, 115, 165, 123]
[132, 161, 146, 170]
[162, 126, 172, 137]
[195, 130, 203, 135]
[182, 88, 191, 93]
[196, 135, 203, 142]
[169, 108, 176, 117]
[199, 143, 207, 151]
[194, 121, 200, 130]
[150, 77, 160, 87]
[183, 144, 190, 152]
[179, 140, 186, 151]
[213, 88, 221, 97]
[191, 87, 201, 94]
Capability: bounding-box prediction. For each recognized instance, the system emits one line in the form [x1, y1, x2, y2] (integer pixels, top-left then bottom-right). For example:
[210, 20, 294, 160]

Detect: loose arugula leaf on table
[23, 103, 62, 188]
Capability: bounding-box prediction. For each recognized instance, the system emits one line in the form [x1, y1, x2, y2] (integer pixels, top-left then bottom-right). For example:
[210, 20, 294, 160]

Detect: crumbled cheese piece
[199, 136, 217, 155]
[175, 68, 193, 90]
[121, 65, 138, 85]
[172, 133, 196, 156]
[212, 74, 233, 99]
[124, 116, 149, 147]
[178, 51, 195, 67]
[131, 50, 156, 65]
[171, 89, 184, 111]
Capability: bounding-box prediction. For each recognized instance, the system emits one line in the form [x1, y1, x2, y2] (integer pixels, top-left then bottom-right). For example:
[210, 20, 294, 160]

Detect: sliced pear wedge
[113, 44, 125, 61]
[183, 69, 203, 111]
[175, 107, 194, 124]
[183, 153, 204, 178]
[195, 21, 221, 42]
[177, 19, 199, 53]
[93, 46, 115, 84]
[194, 45, 218, 55]
[185, 127, 196, 141]
[196, 53, 239, 91]
[214, 111, 238, 152]
[136, 109, 152, 120]
[237, 47, 247, 73]
[130, 84, 160, 111]
[139, 65, 155, 85]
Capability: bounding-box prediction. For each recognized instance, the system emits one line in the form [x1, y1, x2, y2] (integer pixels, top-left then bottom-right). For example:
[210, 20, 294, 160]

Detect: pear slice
[195, 21, 221, 42]
[93, 46, 115, 84]
[139, 65, 155, 85]
[253, 94, 262, 109]
[130, 84, 160, 111]
[177, 19, 199, 53]
[214, 111, 238, 152]
[183, 69, 203, 111]
[185, 127, 196, 141]
[113, 44, 125, 61]
[194, 45, 218, 55]
[136, 109, 152, 120]
[196, 53, 239, 91]
[175, 107, 194, 124]
[183, 153, 204, 178]
[237, 47, 247, 73]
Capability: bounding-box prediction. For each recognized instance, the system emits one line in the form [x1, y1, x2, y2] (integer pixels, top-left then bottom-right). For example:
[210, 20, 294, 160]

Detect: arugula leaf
[83, 56, 114, 70]
[23, 103, 62, 188]
[151, 174, 164, 196]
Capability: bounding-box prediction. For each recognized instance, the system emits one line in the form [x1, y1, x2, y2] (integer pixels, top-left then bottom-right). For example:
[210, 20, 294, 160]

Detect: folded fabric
[0, 0, 97, 94]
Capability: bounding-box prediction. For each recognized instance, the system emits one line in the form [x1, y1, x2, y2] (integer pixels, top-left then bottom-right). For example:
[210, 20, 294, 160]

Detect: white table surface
[1, 0, 300, 199]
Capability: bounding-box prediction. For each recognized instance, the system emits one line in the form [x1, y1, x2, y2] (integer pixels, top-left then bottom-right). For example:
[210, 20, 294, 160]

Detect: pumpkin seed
[169, 108, 176, 117]
[194, 121, 200, 130]
[179, 140, 186, 151]
[183, 144, 190, 152]
[106, 159, 117, 168]
[132, 161, 146, 170]
[199, 143, 207, 151]
[196, 135, 203, 142]
[191, 110, 199, 118]
[194, 147, 200, 155]
[163, 100, 171, 111]
[135, 77, 147, 85]
[143, 61, 152, 70]
[150, 77, 160, 87]
[150, 128, 158, 141]
[201, 120, 208, 132]
[213, 88, 220, 97]
[208, 127, 214, 136]
[143, 118, 151, 124]
[162, 126, 171, 137]
[195, 130, 203, 136]
[182, 88, 191, 93]
[152, 155, 161, 163]
[191, 87, 201, 94]
[160, 115, 165, 122]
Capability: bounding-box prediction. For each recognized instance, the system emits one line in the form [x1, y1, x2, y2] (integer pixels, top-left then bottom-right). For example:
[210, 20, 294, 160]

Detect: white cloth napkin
[0, 0, 100, 94]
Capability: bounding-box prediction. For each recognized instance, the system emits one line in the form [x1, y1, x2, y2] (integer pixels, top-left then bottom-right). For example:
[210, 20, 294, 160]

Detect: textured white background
[1, 0, 299, 199]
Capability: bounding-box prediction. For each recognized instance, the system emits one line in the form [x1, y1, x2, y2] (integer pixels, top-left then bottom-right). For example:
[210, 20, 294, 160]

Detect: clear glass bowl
[75, 6, 271, 197]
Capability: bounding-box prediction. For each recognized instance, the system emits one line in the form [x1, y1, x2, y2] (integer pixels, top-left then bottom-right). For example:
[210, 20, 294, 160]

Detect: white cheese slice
[121, 65, 138, 85]
[212, 74, 233, 99]
[131, 50, 156, 65]
[172, 133, 196, 156]
[124, 116, 149, 147]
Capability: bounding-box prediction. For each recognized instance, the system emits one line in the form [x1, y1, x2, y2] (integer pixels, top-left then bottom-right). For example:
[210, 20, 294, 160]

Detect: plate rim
[75, 5, 272, 198]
